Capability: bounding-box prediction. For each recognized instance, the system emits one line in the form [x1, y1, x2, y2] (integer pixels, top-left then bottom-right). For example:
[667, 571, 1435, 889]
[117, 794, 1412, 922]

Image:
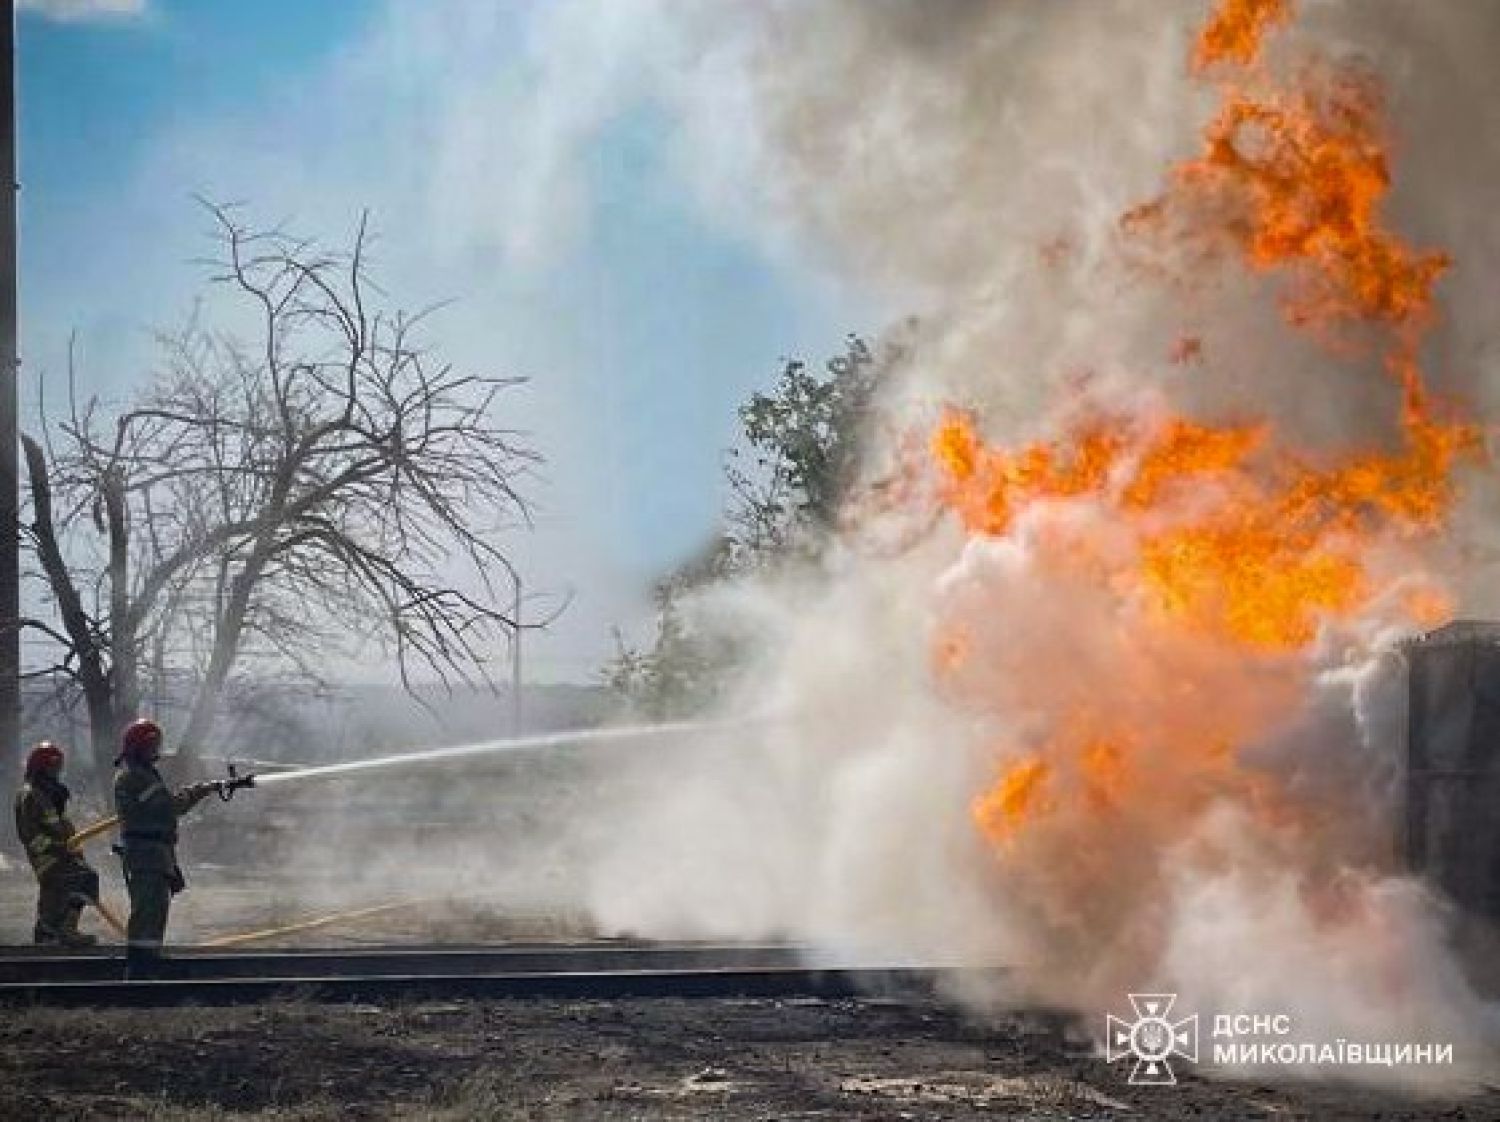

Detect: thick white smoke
[578, 0, 1500, 1088]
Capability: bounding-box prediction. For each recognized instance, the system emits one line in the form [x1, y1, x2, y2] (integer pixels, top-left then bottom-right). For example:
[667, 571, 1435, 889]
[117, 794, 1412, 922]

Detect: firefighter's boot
[124, 942, 171, 980]
[57, 904, 97, 948]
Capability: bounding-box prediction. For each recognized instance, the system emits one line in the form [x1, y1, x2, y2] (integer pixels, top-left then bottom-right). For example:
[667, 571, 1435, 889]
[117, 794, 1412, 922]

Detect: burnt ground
[0, 996, 1496, 1121]
[4, 771, 1500, 1120]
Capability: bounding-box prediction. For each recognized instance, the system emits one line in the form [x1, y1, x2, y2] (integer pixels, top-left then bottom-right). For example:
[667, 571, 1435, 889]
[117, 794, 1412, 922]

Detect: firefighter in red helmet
[13, 740, 101, 945]
[113, 719, 217, 975]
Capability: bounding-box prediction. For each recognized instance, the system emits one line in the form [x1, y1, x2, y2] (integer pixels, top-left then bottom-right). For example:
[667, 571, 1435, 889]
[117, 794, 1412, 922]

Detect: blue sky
[17, 0, 867, 682]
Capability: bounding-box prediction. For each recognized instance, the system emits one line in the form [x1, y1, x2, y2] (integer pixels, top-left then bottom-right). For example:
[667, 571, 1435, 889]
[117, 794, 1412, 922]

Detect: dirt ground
[1, 995, 1496, 1121]
[4, 771, 1499, 1119]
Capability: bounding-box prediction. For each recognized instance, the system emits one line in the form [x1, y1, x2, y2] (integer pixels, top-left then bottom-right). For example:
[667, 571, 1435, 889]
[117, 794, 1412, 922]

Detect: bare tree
[23, 204, 542, 778]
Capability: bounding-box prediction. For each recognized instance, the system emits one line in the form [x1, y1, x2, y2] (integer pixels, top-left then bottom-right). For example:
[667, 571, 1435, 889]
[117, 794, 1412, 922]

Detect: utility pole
[0, 0, 20, 765]
[511, 574, 523, 737]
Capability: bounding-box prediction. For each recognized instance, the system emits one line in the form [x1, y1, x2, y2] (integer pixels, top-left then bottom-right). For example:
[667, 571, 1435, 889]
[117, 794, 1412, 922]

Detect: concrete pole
[511, 574, 523, 736]
[0, 0, 21, 764]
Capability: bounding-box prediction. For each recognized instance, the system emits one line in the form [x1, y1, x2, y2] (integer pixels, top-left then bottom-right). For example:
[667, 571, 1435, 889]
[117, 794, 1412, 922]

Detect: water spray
[67, 719, 726, 848]
[252, 718, 717, 787]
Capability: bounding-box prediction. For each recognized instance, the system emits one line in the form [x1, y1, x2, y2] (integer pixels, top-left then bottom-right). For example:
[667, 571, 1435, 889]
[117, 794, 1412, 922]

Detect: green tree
[606, 334, 892, 718]
[724, 334, 881, 565]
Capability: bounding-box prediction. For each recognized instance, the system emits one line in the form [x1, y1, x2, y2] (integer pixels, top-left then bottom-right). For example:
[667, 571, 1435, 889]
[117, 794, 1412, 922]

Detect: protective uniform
[13, 742, 100, 946]
[114, 719, 213, 975]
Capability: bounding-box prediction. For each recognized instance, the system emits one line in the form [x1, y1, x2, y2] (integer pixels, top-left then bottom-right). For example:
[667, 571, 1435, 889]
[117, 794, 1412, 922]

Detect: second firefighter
[114, 719, 218, 974]
[13, 741, 101, 946]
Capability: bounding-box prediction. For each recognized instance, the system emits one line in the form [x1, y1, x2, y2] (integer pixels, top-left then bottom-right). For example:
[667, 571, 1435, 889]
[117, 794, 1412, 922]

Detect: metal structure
[1403, 620, 1500, 917]
[0, 941, 819, 983]
[0, 943, 970, 1008]
[0, 1, 18, 773]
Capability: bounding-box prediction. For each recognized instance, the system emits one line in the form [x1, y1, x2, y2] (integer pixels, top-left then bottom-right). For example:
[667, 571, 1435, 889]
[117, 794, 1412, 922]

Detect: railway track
[0, 941, 992, 1008]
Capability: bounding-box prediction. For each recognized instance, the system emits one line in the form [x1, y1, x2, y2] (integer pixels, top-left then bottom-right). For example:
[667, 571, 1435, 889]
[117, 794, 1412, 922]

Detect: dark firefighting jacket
[114, 762, 211, 877]
[14, 774, 78, 877]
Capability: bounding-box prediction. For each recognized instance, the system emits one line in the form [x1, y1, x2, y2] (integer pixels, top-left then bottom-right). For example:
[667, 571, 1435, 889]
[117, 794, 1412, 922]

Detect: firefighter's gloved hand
[180, 781, 218, 807]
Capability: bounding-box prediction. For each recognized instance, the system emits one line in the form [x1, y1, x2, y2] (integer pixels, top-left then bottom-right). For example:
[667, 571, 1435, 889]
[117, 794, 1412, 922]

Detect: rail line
[0, 942, 998, 1008]
[0, 941, 814, 983]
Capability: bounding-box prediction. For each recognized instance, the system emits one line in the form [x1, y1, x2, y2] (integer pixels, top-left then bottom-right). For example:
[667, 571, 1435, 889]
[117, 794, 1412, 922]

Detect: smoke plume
[579, 0, 1500, 1088]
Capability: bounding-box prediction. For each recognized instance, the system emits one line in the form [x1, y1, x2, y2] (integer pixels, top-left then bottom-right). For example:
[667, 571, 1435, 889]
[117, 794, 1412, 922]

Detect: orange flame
[934, 0, 1485, 856]
[1183, 70, 1450, 340]
[1193, 0, 1291, 72]
[972, 757, 1052, 844]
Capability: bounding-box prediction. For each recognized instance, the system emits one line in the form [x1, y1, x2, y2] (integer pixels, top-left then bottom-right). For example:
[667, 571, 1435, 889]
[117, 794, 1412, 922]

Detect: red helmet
[120, 718, 163, 762]
[25, 740, 64, 777]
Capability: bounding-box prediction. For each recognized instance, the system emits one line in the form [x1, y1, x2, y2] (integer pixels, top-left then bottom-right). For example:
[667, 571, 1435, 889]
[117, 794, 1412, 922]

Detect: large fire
[925, 0, 1485, 956]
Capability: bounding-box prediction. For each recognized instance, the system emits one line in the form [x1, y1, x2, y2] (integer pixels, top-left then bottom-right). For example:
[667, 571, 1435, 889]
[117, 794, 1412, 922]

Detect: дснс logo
[1106, 993, 1198, 1086]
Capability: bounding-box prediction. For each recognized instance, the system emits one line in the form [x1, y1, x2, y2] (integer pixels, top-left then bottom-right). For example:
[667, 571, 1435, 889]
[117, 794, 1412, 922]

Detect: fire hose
[91, 898, 127, 937]
[198, 901, 426, 948]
